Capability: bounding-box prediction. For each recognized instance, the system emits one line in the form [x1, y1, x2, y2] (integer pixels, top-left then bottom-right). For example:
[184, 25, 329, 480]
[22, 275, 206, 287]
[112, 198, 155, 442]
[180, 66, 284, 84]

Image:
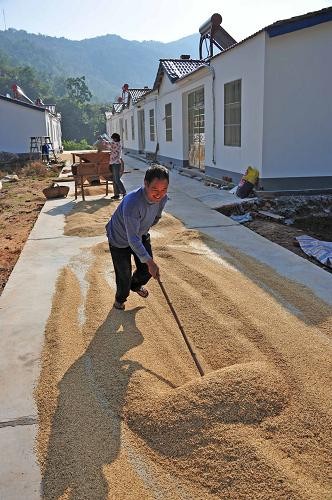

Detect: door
[188, 88, 205, 170]
[138, 110, 145, 153]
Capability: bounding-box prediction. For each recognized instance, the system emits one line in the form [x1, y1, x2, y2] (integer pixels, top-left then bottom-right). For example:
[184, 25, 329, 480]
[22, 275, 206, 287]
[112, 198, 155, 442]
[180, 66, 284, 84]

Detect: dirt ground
[34, 200, 332, 499]
[0, 170, 59, 294]
[244, 217, 332, 273]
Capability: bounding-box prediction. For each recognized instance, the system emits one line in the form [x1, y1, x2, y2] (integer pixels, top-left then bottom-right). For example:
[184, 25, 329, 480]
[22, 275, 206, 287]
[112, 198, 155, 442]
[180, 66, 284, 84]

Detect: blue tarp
[296, 235, 332, 268]
[230, 213, 252, 223]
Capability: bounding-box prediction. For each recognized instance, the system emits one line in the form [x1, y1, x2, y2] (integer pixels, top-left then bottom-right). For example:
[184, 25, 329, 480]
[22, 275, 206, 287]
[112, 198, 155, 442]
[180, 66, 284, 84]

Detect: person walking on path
[109, 132, 126, 199]
[106, 165, 169, 310]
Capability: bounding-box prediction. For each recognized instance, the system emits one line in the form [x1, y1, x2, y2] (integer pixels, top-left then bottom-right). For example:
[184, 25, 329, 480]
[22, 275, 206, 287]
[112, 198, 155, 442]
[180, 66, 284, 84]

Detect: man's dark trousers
[109, 234, 152, 303]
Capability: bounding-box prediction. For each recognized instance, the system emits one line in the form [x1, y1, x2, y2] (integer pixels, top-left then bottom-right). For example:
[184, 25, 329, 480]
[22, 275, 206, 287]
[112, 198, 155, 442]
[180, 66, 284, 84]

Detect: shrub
[21, 161, 50, 178]
[63, 139, 93, 151]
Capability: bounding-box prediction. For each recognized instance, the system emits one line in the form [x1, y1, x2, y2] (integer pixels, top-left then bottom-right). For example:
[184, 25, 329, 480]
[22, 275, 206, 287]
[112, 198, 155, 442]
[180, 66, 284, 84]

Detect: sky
[0, 0, 330, 43]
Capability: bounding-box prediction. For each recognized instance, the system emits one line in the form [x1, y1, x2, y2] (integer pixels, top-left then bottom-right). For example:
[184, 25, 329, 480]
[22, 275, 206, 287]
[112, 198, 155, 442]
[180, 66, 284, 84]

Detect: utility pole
[2, 9, 6, 31]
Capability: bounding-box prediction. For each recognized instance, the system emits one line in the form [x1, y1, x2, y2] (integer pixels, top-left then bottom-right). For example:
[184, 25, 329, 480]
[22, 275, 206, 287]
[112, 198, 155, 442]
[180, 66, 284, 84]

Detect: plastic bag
[94, 134, 112, 152]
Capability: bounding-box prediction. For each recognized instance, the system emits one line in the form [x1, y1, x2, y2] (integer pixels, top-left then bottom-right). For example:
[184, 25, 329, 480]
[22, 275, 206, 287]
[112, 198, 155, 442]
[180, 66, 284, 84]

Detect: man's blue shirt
[106, 187, 168, 262]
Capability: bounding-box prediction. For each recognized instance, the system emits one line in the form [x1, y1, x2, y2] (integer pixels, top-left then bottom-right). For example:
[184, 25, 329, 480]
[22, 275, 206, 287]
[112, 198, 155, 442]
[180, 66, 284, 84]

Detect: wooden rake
[157, 277, 205, 377]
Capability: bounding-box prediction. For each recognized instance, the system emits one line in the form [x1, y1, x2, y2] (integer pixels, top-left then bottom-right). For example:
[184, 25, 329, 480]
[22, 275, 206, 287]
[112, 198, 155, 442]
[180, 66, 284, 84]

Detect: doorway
[188, 88, 205, 170]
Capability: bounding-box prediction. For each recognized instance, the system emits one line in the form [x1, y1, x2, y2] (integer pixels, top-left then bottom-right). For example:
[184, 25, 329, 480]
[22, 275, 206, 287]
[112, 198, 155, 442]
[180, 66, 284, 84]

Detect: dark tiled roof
[136, 88, 155, 103]
[128, 88, 151, 104]
[161, 59, 205, 81]
[109, 89, 152, 114]
[153, 59, 206, 89]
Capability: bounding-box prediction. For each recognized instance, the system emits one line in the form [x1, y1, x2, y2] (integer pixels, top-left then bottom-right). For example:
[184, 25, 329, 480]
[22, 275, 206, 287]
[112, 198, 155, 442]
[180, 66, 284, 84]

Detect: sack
[236, 180, 255, 198]
[236, 166, 259, 198]
[94, 133, 112, 151]
[242, 166, 259, 185]
[96, 140, 110, 152]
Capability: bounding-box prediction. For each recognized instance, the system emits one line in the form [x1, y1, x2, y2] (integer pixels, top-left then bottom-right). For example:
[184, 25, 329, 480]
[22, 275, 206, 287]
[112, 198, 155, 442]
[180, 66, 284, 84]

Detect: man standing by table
[106, 165, 169, 310]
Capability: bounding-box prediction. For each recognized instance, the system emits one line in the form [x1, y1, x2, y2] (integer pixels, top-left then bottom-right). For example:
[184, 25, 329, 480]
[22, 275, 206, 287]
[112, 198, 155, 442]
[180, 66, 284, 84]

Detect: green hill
[0, 29, 199, 102]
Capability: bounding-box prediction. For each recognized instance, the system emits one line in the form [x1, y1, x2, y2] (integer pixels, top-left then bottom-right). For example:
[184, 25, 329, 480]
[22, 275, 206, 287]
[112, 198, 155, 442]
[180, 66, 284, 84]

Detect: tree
[56, 97, 88, 142]
[0, 55, 106, 144]
[0, 49, 11, 69]
[65, 76, 92, 106]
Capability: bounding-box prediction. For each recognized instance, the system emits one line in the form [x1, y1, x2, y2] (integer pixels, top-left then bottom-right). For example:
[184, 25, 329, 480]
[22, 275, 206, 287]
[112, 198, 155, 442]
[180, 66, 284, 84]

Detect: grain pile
[35, 200, 332, 499]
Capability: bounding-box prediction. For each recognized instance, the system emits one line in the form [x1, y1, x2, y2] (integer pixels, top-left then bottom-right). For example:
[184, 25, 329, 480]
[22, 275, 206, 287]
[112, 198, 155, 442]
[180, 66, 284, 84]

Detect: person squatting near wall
[105, 165, 169, 310]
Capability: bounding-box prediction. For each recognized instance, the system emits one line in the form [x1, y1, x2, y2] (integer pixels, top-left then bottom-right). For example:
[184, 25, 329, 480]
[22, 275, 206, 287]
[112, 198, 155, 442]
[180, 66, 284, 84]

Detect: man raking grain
[106, 165, 169, 310]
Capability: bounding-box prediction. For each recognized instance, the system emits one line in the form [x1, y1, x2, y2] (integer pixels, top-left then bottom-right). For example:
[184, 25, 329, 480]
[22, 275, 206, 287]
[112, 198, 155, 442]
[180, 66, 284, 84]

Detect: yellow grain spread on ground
[35, 200, 332, 499]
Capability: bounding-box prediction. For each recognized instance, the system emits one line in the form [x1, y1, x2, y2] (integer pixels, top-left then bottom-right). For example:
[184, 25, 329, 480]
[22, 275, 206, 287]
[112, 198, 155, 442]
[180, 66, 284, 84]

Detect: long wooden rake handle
[157, 277, 204, 377]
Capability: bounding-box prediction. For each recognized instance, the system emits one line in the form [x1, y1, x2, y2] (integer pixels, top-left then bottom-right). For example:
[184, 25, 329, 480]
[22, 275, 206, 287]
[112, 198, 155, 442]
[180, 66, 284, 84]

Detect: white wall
[211, 33, 266, 177]
[0, 99, 46, 153]
[263, 21, 332, 179]
[105, 112, 113, 137]
[155, 75, 183, 163]
[106, 113, 121, 137]
[120, 104, 138, 152]
[106, 108, 137, 151]
[143, 91, 158, 154]
[46, 113, 62, 152]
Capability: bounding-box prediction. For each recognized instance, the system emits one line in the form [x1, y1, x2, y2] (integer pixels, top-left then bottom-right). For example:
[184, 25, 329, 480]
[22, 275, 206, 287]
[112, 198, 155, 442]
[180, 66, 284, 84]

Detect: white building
[0, 95, 62, 155]
[106, 7, 332, 191]
[106, 88, 151, 154]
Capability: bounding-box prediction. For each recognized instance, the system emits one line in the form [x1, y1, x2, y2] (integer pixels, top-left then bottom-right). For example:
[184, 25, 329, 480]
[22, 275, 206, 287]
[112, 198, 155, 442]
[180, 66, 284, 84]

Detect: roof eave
[0, 94, 46, 112]
[266, 7, 332, 37]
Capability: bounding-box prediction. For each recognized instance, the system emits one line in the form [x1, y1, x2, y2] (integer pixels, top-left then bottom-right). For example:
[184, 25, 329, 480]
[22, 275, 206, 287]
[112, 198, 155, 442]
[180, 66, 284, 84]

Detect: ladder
[30, 136, 57, 162]
[30, 136, 42, 153]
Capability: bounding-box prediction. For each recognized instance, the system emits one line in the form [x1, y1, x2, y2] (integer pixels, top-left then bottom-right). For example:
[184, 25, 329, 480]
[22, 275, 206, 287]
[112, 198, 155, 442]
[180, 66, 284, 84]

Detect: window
[124, 119, 128, 141]
[149, 108, 155, 142]
[165, 103, 172, 142]
[131, 115, 135, 140]
[224, 79, 241, 146]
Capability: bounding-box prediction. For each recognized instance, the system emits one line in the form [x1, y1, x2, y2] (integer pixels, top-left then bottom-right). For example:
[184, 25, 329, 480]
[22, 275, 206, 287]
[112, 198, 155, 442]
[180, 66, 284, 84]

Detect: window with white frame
[124, 119, 128, 141]
[131, 115, 135, 140]
[149, 108, 155, 142]
[165, 103, 172, 142]
[224, 79, 241, 147]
